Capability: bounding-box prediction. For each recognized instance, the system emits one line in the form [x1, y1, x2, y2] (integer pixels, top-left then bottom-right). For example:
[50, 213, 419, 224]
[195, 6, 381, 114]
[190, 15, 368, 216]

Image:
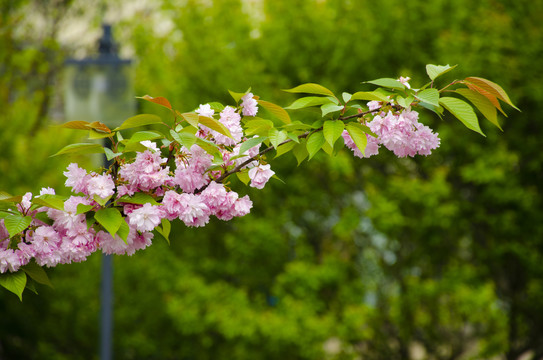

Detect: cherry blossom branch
[197, 131, 313, 193]
[338, 107, 384, 121]
[198, 106, 396, 192]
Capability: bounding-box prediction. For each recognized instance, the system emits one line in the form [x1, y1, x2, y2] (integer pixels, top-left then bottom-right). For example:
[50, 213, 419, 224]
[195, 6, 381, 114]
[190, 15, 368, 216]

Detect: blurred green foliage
[1, 0, 542, 359]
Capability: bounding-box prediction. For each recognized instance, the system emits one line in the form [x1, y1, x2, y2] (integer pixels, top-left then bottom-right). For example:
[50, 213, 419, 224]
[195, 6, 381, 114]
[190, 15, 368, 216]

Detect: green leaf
[94, 208, 124, 237]
[104, 148, 123, 161]
[199, 116, 233, 138]
[268, 128, 288, 149]
[456, 88, 501, 131]
[396, 95, 415, 109]
[195, 138, 222, 160]
[4, 214, 32, 238]
[350, 91, 390, 102]
[128, 131, 163, 143]
[287, 132, 300, 143]
[0, 271, 27, 301]
[155, 218, 171, 245]
[117, 221, 130, 243]
[439, 97, 484, 136]
[25, 280, 38, 295]
[136, 95, 172, 110]
[346, 123, 368, 156]
[114, 114, 164, 131]
[284, 96, 337, 110]
[236, 170, 250, 185]
[426, 64, 457, 81]
[122, 142, 147, 153]
[257, 100, 291, 124]
[170, 130, 196, 149]
[244, 119, 274, 136]
[306, 132, 325, 160]
[333, 135, 345, 155]
[22, 261, 53, 287]
[88, 129, 115, 140]
[418, 102, 444, 118]
[323, 120, 345, 147]
[365, 78, 405, 90]
[415, 88, 440, 107]
[52, 143, 104, 157]
[116, 193, 159, 206]
[180, 112, 199, 128]
[321, 140, 334, 155]
[0, 193, 21, 204]
[274, 141, 296, 158]
[342, 92, 352, 103]
[355, 123, 377, 138]
[228, 89, 247, 103]
[281, 121, 314, 131]
[76, 203, 95, 215]
[93, 195, 111, 207]
[271, 174, 285, 184]
[464, 77, 519, 111]
[207, 102, 225, 112]
[293, 141, 309, 165]
[321, 104, 344, 117]
[311, 119, 324, 129]
[239, 136, 266, 155]
[33, 194, 65, 211]
[180, 126, 198, 135]
[283, 83, 335, 97]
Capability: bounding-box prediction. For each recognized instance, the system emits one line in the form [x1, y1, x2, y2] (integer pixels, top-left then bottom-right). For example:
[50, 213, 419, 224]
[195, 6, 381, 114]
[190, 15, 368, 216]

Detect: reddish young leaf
[465, 77, 519, 111]
[464, 83, 506, 116]
[87, 121, 112, 133]
[59, 121, 91, 130]
[137, 95, 173, 110]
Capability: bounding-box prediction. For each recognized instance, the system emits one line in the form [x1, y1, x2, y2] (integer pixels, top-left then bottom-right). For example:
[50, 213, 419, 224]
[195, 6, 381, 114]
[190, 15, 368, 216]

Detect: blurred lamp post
[64, 24, 134, 128]
[64, 24, 134, 360]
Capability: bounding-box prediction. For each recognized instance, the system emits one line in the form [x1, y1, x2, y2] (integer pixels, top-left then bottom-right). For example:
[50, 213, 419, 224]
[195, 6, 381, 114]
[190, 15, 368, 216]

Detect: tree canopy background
[1, 0, 542, 359]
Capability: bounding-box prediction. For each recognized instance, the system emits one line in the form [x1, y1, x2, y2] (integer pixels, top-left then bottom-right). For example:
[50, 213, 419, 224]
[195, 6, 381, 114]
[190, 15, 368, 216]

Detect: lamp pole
[64, 24, 134, 360]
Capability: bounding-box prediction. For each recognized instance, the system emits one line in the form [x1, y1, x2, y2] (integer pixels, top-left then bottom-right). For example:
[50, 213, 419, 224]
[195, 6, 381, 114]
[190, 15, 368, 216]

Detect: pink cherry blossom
[119, 150, 170, 192]
[195, 103, 215, 118]
[398, 76, 411, 89]
[211, 106, 243, 146]
[127, 203, 164, 232]
[39, 187, 56, 196]
[0, 220, 9, 241]
[233, 195, 253, 218]
[64, 163, 90, 194]
[248, 164, 275, 189]
[17, 192, 32, 214]
[241, 92, 258, 116]
[87, 174, 115, 199]
[140, 140, 160, 152]
[174, 145, 213, 193]
[343, 109, 439, 158]
[0, 248, 23, 273]
[176, 193, 210, 227]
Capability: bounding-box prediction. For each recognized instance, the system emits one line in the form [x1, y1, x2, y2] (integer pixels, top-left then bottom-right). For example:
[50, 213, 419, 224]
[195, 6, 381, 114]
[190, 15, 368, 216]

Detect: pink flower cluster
[0, 90, 443, 276]
[194, 98, 273, 190]
[118, 147, 171, 195]
[0, 190, 103, 273]
[64, 164, 115, 198]
[343, 107, 440, 158]
[0, 94, 266, 273]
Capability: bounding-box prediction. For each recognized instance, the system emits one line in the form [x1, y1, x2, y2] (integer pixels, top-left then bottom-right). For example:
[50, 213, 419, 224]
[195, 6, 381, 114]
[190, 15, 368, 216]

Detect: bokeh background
[1, 0, 542, 359]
